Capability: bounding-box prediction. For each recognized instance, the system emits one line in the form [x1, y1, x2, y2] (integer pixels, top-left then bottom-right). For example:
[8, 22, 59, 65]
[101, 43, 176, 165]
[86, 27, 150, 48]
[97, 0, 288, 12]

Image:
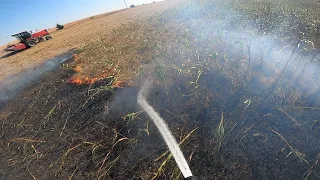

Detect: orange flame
[68, 74, 110, 85]
[68, 76, 96, 85]
[68, 66, 126, 87]
[68, 75, 128, 87]
[69, 77, 84, 85]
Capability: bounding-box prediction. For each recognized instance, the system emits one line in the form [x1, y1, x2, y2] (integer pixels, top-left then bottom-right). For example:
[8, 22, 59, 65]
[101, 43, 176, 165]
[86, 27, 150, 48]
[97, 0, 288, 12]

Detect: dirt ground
[0, 0, 182, 82]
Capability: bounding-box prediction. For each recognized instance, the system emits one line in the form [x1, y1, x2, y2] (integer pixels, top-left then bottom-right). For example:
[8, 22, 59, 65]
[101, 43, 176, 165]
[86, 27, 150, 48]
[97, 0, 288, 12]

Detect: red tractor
[4, 29, 52, 52]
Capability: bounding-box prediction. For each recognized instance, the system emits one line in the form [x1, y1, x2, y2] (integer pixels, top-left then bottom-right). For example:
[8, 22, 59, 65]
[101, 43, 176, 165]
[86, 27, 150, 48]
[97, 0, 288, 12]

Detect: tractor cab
[12, 31, 32, 42]
[11, 31, 37, 48]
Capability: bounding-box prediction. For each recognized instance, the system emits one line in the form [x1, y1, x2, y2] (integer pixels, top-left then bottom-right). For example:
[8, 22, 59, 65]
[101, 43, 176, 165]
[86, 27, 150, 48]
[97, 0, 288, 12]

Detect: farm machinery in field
[4, 29, 52, 52]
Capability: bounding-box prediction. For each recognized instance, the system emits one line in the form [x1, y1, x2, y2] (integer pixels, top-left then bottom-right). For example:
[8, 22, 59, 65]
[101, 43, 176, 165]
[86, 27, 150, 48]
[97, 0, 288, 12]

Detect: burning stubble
[137, 78, 193, 178]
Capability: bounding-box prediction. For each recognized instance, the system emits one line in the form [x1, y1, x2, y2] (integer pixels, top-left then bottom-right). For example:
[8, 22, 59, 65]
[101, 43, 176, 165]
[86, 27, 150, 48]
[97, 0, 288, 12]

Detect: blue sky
[0, 0, 159, 45]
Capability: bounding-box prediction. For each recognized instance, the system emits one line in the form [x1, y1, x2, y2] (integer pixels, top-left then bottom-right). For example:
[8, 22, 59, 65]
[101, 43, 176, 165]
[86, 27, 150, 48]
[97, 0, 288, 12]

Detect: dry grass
[68, 18, 166, 86]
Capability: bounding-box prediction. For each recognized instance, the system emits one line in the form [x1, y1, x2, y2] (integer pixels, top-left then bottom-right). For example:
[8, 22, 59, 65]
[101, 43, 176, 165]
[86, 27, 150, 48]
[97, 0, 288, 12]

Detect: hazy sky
[0, 0, 160, 45]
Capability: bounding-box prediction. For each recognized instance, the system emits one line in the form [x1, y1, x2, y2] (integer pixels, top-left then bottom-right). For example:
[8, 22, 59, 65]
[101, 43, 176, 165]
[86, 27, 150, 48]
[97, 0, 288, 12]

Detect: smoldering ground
[0, 51, 74, 107]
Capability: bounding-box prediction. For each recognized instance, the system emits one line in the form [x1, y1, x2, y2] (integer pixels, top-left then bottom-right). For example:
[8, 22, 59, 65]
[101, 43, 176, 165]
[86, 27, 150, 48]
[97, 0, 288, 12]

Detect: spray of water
[137, 78, 193, 178]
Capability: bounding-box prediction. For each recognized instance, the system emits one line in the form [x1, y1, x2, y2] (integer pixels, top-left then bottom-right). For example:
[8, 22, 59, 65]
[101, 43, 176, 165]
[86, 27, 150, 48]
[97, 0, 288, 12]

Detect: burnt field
[1, 0, 320, 179]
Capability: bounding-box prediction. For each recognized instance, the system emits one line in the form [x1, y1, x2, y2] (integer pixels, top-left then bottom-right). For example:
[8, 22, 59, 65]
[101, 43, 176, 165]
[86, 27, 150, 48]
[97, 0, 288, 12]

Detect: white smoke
[0, 51, 73, 104]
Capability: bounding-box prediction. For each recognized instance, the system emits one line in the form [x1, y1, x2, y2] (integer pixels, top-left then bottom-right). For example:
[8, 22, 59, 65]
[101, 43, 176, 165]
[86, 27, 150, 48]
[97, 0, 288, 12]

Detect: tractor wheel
[46, 35, 52, 40]
[38, 37, 44, 42]
[25, 40, 37, 48]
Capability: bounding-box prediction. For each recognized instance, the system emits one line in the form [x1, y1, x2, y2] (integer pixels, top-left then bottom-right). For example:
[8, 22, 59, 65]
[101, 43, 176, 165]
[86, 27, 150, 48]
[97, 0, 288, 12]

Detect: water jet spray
[137, 78, 193, 179]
